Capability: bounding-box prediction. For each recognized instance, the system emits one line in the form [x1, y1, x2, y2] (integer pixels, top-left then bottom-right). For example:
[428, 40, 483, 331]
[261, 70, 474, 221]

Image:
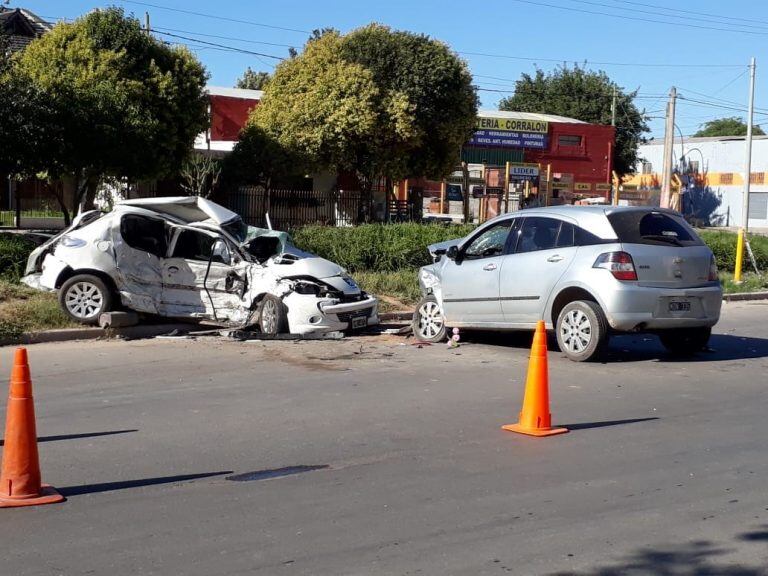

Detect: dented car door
[112, 213, 167, 314]
[161, 226, 246, 320]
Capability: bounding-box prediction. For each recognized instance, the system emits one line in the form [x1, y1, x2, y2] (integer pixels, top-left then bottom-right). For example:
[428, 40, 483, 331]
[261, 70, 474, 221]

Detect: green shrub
[292, 223, 475, 272]
[698, 230, 768, 272]
[0, 234, 35, 282]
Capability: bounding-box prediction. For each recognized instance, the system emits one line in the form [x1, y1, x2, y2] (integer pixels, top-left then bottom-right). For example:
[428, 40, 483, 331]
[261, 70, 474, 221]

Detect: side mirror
[211, 239, 231, 265]
[446, 245, 460, 262]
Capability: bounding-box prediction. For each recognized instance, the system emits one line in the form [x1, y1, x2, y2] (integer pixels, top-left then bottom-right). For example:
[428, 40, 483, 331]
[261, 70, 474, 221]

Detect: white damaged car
[22, 197, 378, 334]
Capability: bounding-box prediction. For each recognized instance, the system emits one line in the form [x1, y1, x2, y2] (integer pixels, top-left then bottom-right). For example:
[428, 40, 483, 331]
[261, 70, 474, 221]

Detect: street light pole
[735, 57, 756, 283]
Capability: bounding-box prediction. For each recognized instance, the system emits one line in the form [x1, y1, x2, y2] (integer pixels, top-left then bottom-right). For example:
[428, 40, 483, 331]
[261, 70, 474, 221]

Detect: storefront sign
[469, 130, 548, 149]
[476, 116, 549, 134]
[509, 163, 540, 177]
[595, 183, 612, 191]
[575, 183, 592, 191]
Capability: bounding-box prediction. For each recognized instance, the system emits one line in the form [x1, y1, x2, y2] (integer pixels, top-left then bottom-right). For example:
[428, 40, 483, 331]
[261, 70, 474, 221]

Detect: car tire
[555, 300, 609, 362]
[658, 327, 711, 356]
[413, 295, 447, 343]
[258, 294, 288, 335]
[59, 274, 114, 325]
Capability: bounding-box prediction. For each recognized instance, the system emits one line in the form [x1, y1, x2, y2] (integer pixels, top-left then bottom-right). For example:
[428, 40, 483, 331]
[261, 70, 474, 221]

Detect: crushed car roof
[118, 197, 240, 225]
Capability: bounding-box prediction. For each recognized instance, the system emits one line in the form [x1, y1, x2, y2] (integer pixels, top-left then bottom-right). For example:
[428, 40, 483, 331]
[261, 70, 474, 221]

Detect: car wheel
[555, 300, 609, 362]
[258, 294, 288, 335]
[413, 295, 447, 343]
[59, 274, 113, 325]
[658, 327, 711, 356]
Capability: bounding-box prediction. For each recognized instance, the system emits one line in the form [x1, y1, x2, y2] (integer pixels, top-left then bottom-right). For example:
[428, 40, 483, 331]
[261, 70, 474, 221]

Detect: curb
[19, 323, 199, 345]
[723, 291, 768, 302]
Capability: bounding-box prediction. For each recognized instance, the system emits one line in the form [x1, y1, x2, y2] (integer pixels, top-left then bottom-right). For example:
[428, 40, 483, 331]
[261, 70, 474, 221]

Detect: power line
[116, 0, 312, 34]
[606, 0, 768, 27]
[507, 0, 768, 36]
[153, 26, 296, 49]
[460, 49, 743, 68]
[152, 31, 284, 60]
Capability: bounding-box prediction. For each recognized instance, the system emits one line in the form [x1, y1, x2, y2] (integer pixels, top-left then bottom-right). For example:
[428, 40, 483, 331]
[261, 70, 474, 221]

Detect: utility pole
[144, 11, 150, 35]
[735, 57, 757, 282]
[660, 86, 677, 209]
[611, 86, 617, 127]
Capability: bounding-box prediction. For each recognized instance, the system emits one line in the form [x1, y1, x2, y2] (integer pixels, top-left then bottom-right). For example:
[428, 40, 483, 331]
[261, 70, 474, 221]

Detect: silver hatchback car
[413, 206, 722, 361]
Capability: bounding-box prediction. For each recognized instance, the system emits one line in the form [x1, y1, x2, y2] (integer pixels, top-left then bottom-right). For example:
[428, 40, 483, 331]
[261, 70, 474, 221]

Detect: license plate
[351, 316, 367, 329]
[669, 301, 691, 312]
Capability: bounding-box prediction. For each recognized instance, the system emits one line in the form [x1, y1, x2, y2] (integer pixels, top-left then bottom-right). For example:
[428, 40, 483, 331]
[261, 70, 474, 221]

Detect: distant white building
[633, 135, 768, 228]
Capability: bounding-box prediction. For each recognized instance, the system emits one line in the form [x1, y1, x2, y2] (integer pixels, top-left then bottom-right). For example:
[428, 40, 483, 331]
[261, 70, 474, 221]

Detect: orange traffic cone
[0, 348, 64, 507]
[502, 321, 568, 437]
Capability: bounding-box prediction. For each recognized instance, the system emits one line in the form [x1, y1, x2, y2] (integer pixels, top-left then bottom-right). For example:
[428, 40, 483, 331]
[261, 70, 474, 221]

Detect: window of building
[558, 135, 583, 147]
[642, 162, 653, 174]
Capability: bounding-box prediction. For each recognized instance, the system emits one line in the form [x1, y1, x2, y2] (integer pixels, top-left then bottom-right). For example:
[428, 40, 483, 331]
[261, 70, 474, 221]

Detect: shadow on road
[559, 418, 659, 431]
[0, 429, 138, 447]
[549, 538, 765, 575]
[59, 471, 232, 497]
[457, 330, 768, 364]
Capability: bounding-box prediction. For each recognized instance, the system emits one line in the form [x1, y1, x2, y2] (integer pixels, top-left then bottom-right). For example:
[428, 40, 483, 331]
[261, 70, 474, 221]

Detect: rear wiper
[641, 234, 684, 246]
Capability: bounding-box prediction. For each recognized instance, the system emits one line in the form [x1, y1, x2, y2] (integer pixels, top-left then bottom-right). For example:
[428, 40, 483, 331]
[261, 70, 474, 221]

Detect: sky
[13, 0, 768, 139]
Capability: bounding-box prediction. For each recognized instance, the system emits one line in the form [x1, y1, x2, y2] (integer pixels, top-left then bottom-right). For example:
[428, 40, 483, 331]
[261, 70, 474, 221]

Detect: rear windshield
[607, 211, 703, 247]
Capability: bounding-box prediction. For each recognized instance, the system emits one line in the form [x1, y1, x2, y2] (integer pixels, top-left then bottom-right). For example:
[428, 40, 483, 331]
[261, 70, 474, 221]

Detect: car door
[111, 213, 167, 314]
[440, 219, 514, 325]
[161, 227, 245, 320]
[500, 216, 578, 324]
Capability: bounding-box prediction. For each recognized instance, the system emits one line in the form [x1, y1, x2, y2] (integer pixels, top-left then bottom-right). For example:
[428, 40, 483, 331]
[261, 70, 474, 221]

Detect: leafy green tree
[14, 7, 209, 223]
[693, 117, 765, 137]
[499, 67, 649, 175]
[252, 25, 477, 216]
[235, 67, 270, 90]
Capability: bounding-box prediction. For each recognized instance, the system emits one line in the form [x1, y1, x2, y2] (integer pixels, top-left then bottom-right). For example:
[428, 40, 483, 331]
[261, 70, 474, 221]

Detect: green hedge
[292, 223, 475, 272]
[698, 230, 768, 272]
[0, 234, 35, 282]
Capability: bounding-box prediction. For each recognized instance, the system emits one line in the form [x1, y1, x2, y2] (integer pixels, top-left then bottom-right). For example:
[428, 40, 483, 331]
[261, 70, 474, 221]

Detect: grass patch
[354, 270, 420, 312]
[719, 271, 768, 294]
[0, 280, 74, 343]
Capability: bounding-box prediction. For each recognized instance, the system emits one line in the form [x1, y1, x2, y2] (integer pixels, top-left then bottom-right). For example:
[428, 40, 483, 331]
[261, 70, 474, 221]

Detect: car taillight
[708, 255, 719, 281]
[593, 251, 638, 281]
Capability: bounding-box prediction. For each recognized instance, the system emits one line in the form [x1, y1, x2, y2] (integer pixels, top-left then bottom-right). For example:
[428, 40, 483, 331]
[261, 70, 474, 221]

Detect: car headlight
[59, 236, 87, 248]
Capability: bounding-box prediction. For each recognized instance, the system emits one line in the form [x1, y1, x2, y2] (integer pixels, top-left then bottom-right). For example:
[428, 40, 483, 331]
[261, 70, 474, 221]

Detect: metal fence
[225, 187, 365, 229]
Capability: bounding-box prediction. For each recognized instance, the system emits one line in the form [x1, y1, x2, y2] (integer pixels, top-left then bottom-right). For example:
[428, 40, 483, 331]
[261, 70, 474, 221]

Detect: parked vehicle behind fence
[413, 206, 722, 361]
[22, 197, 379, 335]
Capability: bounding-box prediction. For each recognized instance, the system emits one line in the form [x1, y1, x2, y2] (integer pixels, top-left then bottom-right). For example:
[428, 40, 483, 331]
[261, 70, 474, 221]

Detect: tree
[223, 124, 301, 191]
[693, 117, 765, 138]
[235, 67, 270, 90]
[499, 67, 649, 175]
[13, 7, 209, 223]
[251, 25, 477, 216]
[180, 153, 221, 198]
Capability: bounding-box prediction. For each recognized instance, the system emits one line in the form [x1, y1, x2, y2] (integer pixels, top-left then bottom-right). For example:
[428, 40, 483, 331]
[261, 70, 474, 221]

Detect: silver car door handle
[483, 263, 497, 271]
[547, 255, 564, 263]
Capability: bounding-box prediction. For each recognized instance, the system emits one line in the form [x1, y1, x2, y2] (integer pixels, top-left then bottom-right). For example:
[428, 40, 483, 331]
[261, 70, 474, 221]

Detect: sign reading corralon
[476, 116, 549, 134]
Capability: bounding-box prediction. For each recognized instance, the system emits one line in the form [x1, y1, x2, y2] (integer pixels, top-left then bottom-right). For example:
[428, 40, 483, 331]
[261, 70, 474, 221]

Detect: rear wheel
[658, 327, 711, 356]
[59, 274, 113, 325]
[555, 300, 609, 362]
[413, 295, 447, 343]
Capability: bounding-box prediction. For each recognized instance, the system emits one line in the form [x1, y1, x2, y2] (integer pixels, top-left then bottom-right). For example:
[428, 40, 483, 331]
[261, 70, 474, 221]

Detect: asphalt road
[2, 302, 768, 575]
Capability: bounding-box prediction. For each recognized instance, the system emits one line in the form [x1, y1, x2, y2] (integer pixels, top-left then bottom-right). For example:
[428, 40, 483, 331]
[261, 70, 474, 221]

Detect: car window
[556, 222, 574, 248]
[607, 210, 703, 247]
[120, 214, 167, 257]
[516, 217, 562, 253]
[172, 229, 229, 264]
[463, 220, 513, 260]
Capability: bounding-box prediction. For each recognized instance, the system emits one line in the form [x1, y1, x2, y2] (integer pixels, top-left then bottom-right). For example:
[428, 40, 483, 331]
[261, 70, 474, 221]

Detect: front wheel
[413, 295, 447, 343]
[258, 294, 288, 335]
[59, 274, 114, 325]
[555, 300, 609, 362]
[658, 327, 711, 356]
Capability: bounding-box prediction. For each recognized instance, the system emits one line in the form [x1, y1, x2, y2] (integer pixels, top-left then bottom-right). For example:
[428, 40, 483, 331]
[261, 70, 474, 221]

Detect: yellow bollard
[734, 228, 745, 283]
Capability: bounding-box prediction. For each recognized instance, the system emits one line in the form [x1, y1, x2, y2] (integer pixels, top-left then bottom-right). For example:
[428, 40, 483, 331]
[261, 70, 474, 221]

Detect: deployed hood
[118, 197, 239, 225]
[271, 256, 344, 281]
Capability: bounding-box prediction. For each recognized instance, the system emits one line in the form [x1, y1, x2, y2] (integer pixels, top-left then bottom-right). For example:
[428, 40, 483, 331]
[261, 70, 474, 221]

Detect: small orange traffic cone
[502, 321, 568, 437]
[0, 348, 64, 507]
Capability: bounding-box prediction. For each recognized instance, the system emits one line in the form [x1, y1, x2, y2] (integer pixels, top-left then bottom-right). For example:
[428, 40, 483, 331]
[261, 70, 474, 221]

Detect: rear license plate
[669, 301, 691, 312]
[351, 316, 367, 329]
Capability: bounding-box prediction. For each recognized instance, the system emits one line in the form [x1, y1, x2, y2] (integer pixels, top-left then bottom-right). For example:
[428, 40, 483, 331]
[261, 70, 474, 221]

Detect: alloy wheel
[64, 281, 104, 320]
[560, 309, 592, 353]
[417, 300, 444, 340]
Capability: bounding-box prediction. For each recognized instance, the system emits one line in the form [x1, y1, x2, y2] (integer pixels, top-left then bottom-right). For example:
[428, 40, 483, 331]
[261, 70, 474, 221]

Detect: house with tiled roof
[0, 6, 52, 53]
